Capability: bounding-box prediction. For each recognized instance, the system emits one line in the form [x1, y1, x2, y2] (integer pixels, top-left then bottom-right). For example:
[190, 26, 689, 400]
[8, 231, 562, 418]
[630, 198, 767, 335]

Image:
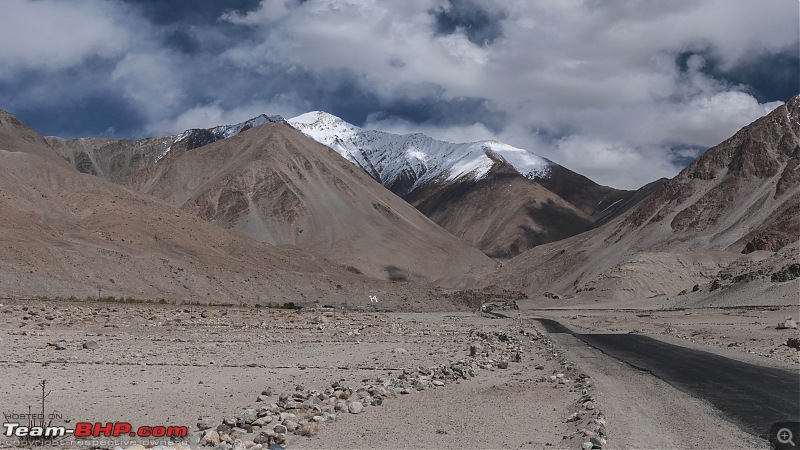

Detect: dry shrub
[298, 422, 318, 437]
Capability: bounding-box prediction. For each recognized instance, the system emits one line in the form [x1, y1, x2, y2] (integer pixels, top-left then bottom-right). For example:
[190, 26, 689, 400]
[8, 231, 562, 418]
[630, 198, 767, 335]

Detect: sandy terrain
[2, 297, 788, 449]
[0, 300, 599, 449]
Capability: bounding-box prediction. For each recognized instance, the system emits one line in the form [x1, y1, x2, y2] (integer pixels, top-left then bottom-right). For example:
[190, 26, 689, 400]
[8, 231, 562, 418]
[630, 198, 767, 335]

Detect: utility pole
[97, 286, 101, 301]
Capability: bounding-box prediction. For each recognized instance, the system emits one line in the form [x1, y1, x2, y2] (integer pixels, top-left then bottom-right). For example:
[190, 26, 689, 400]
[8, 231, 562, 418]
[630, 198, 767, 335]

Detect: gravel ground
[0, 301, 590, 449]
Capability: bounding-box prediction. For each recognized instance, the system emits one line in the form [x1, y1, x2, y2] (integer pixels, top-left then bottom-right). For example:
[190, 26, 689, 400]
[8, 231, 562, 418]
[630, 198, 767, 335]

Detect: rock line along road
[534, 318, 800, 440]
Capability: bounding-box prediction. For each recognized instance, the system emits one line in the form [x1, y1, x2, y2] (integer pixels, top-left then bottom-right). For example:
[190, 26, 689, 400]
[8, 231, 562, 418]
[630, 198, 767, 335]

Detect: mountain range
[1, 110, 428, 306]
[2, 93, 798, 308]
[290, 112, 645, 257]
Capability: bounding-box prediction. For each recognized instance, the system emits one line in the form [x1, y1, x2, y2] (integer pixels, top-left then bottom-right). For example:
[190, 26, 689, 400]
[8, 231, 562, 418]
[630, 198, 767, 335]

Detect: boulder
[240, 409, 258, 424]
[196, 417, 215, 431]
[778, 316, 798, 329]
[284, 420, 299, 433]
[251, 415, 273, 427]
[253, 431, 273, 445]
[200, 430, 220, 447]
[348, 401, 364, 414]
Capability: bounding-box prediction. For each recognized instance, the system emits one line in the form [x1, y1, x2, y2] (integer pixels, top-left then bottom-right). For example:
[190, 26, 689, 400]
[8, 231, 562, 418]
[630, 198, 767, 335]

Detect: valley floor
[0, 299, 794, 449]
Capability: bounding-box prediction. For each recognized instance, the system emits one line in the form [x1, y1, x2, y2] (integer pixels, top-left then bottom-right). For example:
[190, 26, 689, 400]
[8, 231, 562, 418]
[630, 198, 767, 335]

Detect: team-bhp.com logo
[3, 422, 188, 439]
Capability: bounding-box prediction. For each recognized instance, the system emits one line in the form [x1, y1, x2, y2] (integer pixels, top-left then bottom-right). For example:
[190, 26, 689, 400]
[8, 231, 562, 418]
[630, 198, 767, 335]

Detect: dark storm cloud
[0, 56, 149, 138]
[711, 51, 800, 103]
[431, 0, 506, 47]
[675, 48, 800, 103]
[163, 28, 199, 54]
[168, 60, 503, 134]
[12, 94, 146, 139]
[119, 0, 263, 55]
[120, 0, 262, 25]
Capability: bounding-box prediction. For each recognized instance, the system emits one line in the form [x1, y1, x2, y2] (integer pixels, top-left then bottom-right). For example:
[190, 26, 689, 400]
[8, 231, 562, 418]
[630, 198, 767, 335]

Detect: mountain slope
[0, 109, 439, 307]
[117, 121, 494, 283]
[492, 94, 800, 302]
[289, 111, 635, 257]
[46, 136, 173, 182]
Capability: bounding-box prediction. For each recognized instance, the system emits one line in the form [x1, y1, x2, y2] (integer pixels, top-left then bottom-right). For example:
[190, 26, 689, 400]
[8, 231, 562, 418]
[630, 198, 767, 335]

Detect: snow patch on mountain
[289, 111, 552, 194]
[160, 114, 287, 162]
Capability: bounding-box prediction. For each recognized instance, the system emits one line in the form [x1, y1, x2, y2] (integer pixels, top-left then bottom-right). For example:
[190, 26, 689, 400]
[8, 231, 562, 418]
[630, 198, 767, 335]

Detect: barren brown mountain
[404, 162, 594, 258]
[101, 122, 494, 283]
[290, 111, 643, 258]
[404, 162, 661, 258]
[47, 135, 172, 182]
[51, 113, 648, 262]
[0, 110, 452, 308]
[492, 94, 800, 302]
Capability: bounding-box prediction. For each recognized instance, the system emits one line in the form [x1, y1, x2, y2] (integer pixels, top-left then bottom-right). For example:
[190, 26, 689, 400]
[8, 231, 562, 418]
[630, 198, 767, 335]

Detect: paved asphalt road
[534, 318, 800, 439]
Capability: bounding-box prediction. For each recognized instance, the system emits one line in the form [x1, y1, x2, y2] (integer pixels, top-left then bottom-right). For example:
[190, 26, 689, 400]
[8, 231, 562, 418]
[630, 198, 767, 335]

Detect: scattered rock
[469, 343, 482, 357]
[82, 340, 99, 350]
[240, 409, 258, 425]
[771, 264, 800, 282]
[590, 436, 606, 447]
[253, 431, 273, 445]
[196, 417, 215, 431]
[54, 340, 66, 350]
[200, 430, 220, 447]
[251, 415, 273, 427]
[283, 420, 299, 433]
[777, 316, 798, 329]
[222, 417, 237, 427]
[348, 401, 364, 414]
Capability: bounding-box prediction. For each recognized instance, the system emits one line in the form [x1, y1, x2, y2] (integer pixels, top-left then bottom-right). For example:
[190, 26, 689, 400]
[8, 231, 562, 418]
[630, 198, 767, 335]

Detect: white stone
[348, 401, 364, 414]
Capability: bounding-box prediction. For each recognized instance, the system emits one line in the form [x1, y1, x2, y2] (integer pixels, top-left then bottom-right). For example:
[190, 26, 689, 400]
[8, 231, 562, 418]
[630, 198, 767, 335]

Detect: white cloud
[211, 0, 796, 187]
[146, 101, 299, 137]
[1, 0, 796, 188]
[111, 53, 185, 116]
[0, 0, 135, 75]
[662, 92, 784, 147]
[555, 136, 679, 190]
[364, 114, 501, 144]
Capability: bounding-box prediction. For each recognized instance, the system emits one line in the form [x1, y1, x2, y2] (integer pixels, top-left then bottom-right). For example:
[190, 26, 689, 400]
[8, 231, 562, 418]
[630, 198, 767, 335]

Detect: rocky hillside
[0, 109, 440, 306]
[492, 94, 800, 301]
[117, 122, 495, 283]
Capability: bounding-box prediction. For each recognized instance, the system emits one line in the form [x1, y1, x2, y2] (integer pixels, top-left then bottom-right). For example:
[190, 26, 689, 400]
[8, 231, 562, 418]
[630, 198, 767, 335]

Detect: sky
[0, 0, 797, 189]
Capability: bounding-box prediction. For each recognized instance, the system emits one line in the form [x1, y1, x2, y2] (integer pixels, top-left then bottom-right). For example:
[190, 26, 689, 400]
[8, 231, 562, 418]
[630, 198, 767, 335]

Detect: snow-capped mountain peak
[288, 112, 552, 194]
[157, 109, 553, 196]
